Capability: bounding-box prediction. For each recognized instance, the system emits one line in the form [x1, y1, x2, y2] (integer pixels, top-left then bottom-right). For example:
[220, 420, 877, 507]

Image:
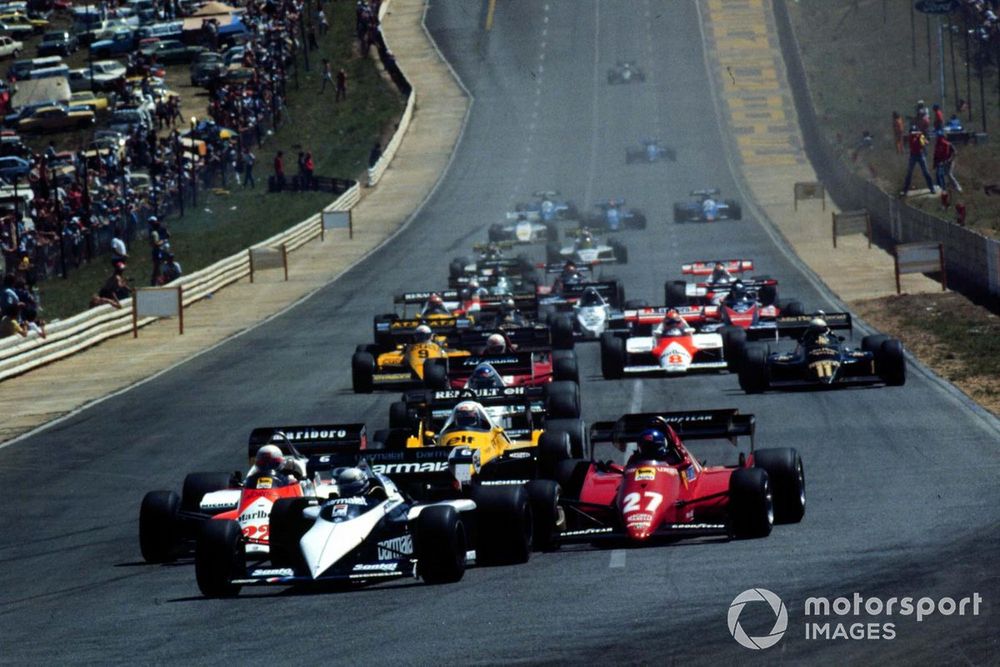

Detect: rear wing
[248, 424, 368, 461]
[690, 188, 720, 198]
[444, 351, 539, 379]
[775, 312, 852, 337]
[472, 241, 516, 253]
[367, 446, 480, 487]
[589, 409, 755, 456]
[375, 315, 474, 341]
[533, 190, 561, 199]
[621, 305, 703, 327]
[682, 259, 754, 276]
[555, 280, 621, 306]
[451, 326, 552, 350]
[394, 290, 461, 305]
[402, 385, 544, 407]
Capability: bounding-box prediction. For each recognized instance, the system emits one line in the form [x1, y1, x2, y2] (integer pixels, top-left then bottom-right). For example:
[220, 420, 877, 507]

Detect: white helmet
[808, 317, 827, 333]
[255, 444, 283, 471]
[485, 333, 506, 353]
[414, 324, 432, 343]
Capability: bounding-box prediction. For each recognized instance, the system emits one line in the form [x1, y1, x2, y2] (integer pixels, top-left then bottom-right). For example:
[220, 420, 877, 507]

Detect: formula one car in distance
[139, 425, 368, 564]
[586, 199, 646, 231]
[625, 139, 676, 164]
[511, 190, 579, 222]
[489, 213, 558, 244]
[547, 227, 628, 265]
[539, 282, 636, 340]
[599, 307, 729, 378]
[607, 60, 645, 84]
[553, 409, 805, 546]
[673, 189, 742, 223]
[738, 313, 906, 393]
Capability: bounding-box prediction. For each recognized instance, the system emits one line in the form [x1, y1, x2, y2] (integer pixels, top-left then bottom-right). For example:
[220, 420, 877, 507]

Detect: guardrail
[367, 0, 415, 187]
[0, 182, 360, 383]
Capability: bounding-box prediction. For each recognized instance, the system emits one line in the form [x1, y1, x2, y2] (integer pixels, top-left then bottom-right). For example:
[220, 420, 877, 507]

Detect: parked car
[89, 28, 134, 58]
[69, 90, 111, 112]
[0, 154, 30, 180]
[0, 34, 21, 58]
[0, 12, 48, 34]
[140, 38, 205, 64]
[107, 107, 148, 134]
[36, 30, 77, 56]
[17, 104, 94, 132]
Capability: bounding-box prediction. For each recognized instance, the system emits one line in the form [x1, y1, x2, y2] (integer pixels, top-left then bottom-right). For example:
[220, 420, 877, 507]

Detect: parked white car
[0, 34, 22, 58]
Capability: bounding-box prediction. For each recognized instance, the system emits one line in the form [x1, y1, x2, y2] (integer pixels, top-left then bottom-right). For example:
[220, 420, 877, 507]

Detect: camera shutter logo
[728, 588, 788, 650]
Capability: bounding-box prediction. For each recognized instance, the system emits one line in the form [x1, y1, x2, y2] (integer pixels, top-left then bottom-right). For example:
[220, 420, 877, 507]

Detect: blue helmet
[637, 428, 667, 459]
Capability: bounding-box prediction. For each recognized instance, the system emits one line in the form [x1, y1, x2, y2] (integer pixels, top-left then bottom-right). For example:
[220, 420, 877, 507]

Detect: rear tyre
[545, 381, 580, 419]
[752, 448, 805, 524]
[544, 222, 559, 242]
[728, 201, 743, 220]
[876, 339, 906, 386]
[546, 242, 561, 265]
[544, 418, 587, 459]
[139, 490, 180, 563]
[758, 283, 778, 306]
[268, 497, 316, 571]
[672, 204, 685, 223]
[624, 299, 648, 309]
[728, 468, 773, 539]
[181, 472, 233, 513]
[861, 334, 890, 353]
[423, 359, 448, 390]
[782, 300, 805, 316]
[415, 506, 466, 584]
[537, 431, 571, 478]
[738, 344, 769, 394]
[600, 333, 625, 379]
[721, 326, 747, 372]
[553, 458, 590, 500]
[471, 485, 532, 565]
[373, 428, 410, 451]
[449, 257, 470, 279]
[551, 349, 579, 383]
[352, 351, 375, 393]
[630, 212, 647, 229]
[525, 480, 561, 551]
[610, 241, 628, 264]
[389, 400, 411, 429]
[195, 520, 245, 597]
[664, 280, 687, 307]
[550, 315, 575, 350]
[487, 224, 505, 242]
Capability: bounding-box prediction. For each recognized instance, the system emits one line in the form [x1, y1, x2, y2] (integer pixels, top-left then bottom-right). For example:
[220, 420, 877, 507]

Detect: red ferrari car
[552, 410, 805, 544]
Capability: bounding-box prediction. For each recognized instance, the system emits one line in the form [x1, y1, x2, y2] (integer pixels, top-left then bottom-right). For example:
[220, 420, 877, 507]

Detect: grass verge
[33, 2, 404, 320]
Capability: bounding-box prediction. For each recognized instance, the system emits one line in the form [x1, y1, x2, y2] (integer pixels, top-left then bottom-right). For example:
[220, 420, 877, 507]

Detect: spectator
[149, 217, 170, 286]
[303, 152, 315, 190]
[243, 149, 256, 189]
[322, 59, 334, 92]
[933, 131, 962, 192]
[900, 124, 937, 196]
[1, 273, 21, 313]
[892, 111, 904, 154]
[915, 100, 930, 135]
[111, 235, 128, 265]
[317, 6, 329, 35]
[336, 68, 348, 102]
[0, 304, 26, 338]
[160, 252, 182, 284]
[273, 150, 285, 191]
[932, 103, 944, 133]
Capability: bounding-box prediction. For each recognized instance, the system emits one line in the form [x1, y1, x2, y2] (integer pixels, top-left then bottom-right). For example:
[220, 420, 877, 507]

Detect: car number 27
[622, 491, 663, 514]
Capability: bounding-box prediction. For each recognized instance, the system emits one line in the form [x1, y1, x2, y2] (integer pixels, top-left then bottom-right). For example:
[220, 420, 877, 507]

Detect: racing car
[599, 307, 730, 378]
[672, 189, 742, 222]
[547, 227, 628, 265]
[489, 213, 558, 244]
[607, 60, 645, 84]
[538, 282, 639, 340]
[664, 260, 778, 307]
[194, 434, 546, 596]
[510, 190, 579, 222]
[552, 409, 805, 546]
[625, 139, 676, 164]
[586, 199, 647, 231]
[737, 313, 906, 393]
[139, 425, 369, 564]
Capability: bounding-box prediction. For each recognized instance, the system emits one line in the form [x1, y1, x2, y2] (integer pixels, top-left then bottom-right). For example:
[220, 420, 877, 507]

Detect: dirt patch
[851, 291, 1000, 415]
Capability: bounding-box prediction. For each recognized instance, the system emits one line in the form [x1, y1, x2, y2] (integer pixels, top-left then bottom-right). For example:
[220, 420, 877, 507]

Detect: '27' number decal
[622, 491, 663, 514]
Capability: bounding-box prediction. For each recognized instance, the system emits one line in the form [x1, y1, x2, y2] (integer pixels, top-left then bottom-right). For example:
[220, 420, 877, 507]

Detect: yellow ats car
[352, 323, 471, 393]
[18, 105, 95, 133]
[70, 91, 110, 112]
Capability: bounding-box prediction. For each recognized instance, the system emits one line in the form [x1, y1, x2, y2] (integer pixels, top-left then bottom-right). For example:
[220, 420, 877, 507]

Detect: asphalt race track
[2, 1, 998, 663]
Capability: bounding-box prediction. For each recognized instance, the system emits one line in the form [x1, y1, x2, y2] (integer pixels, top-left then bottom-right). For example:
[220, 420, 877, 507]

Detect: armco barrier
[773, 0, 1000, 301]
[368, 0, 415, 187]
[0, 182, 360, 383]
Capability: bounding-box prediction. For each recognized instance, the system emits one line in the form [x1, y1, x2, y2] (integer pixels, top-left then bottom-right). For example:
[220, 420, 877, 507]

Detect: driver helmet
[580, 286, 602, 307]
[466, 363, 504, 390]
[637, 429, 668, 460]
[710, 262, 731, 283]
[729, 280, 747, 301]
[336, 467, 369, 497]
[579, 230, 594, 248]
[501, 296, 517, 314]
[254, 444, 284, 472]
[484, 333, 507, 354]
[662, 308, 684, 329]
[414, 324, 433, 343]
[452, 401, 482, 429]
[562, 260, 577, 274]
[424, 293, 446, 313]
[808, 317, 827, 335]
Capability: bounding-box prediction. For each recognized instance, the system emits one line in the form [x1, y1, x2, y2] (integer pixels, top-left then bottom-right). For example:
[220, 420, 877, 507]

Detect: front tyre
[415, 506, 467, 584]
[729, 468, 773, 539]
[752, 448, 805, 524]
[139, 490, 180, 563]
[195, 520, 245, 597]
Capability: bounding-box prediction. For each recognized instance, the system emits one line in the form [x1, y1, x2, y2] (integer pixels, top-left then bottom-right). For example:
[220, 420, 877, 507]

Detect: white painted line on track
[629, 379, 643, 412]
[609, 549, 627, 569]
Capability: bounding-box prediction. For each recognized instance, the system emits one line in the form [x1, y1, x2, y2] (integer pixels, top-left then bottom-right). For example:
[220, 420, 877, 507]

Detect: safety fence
[367, 0, 416, 187]
[774, 0, 1000, 300]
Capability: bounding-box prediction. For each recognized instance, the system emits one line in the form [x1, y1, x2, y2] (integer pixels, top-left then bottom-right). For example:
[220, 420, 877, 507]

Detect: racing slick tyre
[525, 480, 561, 551]
[630, 212, 647, 229]
[551, 349, 579, 383]
[610, 240, 628, 264]
[352, 351, 376, 394]
[550, 315, 575, 350]
[780, 300, 805, 317]
[389, 401, 411, 429]
[721, 326, 747, 372]
[738, 344, 769, 394]
[488, 224, 506, 242]
[600, 333, 626, 379]
[537, 430, 572, 478]
[372, 313, 398, 347]
[727, 200, 743, 220]
[861, 334, 890, 353]
[728, 468, 774, 539]
[545, 381, 581, 419]
[672, 204, 686, 223]
[546, 242, 561, 265]
[449, 257, 470, 280]
[554, 458, 590, 501]
[471, 485, 532, 565]
[624, 299, 648, 309]
[564, 202, 579, 219]
[355, 343, 380, 354]
[544, 222, 559, 242]
[373, 428, 410, 451]
[875, 339, 906, 386]
[758, 283, 778, 306]
[664, 280, 688, 307]
[139, 490, 181, 563]
[268, 497, 317, 571]
[181, 472, 234, 513]
[544, 418, 587, 459]
[195, 519, 246, 597]
[423, 359, 448, 390]
[415, 505, 467, 584]
[752, 448, 805, 524]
